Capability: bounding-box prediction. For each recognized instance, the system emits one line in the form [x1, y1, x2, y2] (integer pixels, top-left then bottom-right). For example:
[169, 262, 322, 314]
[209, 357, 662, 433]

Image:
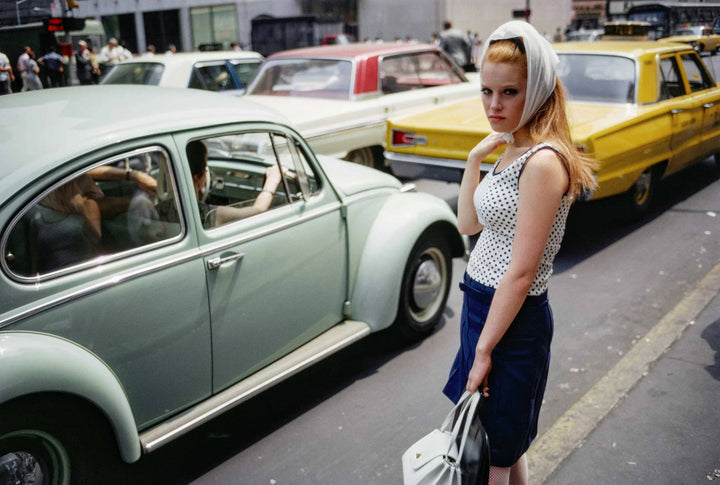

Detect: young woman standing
[442, 21, 596, 485]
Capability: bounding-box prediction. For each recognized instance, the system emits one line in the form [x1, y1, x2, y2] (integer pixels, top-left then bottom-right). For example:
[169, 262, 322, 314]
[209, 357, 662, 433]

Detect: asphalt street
[131, 162, 717, 485]
[546, 270, 720, 484]
[121, 55, 720, 485]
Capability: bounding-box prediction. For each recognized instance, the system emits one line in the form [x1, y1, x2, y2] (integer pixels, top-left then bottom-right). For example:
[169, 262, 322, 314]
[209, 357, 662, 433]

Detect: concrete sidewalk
[527, 262, 720, 484]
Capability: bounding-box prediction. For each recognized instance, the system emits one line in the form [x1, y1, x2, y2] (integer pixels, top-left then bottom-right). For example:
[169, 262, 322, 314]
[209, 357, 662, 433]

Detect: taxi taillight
[391, 129, 427, 147]
[392, 129, 415, 146]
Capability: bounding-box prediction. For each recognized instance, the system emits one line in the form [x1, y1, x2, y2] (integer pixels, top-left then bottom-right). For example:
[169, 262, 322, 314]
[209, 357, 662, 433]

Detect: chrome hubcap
[633, 170, 652, 204]
[410, 247, 446, 322]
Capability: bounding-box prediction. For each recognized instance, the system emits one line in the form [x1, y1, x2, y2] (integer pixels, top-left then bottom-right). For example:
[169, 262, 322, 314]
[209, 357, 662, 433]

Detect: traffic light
[67, 0, 79, 10]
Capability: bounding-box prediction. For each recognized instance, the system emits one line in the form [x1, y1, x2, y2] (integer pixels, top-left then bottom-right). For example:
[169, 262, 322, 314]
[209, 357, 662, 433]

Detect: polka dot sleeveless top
[466, 143, 572, 295]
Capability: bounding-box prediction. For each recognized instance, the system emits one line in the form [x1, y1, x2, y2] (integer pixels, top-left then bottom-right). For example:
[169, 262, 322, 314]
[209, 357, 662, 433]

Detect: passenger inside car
[24, 166, 159, 273]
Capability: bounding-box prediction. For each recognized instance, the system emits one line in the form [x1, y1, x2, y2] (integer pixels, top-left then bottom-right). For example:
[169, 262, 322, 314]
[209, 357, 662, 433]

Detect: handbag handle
[441, 391, 482, 457]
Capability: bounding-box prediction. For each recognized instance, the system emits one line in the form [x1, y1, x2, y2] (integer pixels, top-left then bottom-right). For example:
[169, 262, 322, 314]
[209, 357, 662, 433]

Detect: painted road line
[527, 261, 720, 485]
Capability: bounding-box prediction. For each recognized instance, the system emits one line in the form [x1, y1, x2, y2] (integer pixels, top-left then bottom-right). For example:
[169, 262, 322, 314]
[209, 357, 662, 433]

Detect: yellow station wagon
[385, 41, 720, 215]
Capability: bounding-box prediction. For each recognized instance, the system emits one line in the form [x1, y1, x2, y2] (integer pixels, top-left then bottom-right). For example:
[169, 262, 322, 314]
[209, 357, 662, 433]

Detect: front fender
[350, 192, 462, 331]
[0, 331, 141, 463]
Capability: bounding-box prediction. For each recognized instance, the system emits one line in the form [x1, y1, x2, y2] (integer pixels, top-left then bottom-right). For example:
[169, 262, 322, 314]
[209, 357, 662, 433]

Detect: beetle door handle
[207, 252, 244, 270]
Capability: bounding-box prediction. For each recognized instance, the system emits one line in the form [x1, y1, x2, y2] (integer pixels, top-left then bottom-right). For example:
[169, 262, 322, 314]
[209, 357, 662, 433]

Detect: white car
[244, 43, 480, 168]
[101, 51, 264, 94]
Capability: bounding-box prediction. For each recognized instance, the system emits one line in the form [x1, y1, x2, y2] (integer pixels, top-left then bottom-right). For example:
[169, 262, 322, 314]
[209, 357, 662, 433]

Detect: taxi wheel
[714, 152, 720, 169]
[346, 148, 375, 168]
[625, 166, 657, 217]
[394, 230, 452, 342]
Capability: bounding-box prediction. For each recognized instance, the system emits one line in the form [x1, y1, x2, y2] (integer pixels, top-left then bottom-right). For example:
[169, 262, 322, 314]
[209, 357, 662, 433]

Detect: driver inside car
[159, 139, 284, 228]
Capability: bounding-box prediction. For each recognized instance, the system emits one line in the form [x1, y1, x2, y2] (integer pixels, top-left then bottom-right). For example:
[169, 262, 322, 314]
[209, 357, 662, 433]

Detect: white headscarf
[479, 20, 559, 142]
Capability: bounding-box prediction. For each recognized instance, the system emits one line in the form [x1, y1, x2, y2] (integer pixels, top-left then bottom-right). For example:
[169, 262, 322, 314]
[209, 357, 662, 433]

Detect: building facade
[9, 0, 717, 57]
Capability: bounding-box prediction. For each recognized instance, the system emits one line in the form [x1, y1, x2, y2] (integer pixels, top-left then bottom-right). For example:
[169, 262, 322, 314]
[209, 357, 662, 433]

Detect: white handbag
[402, 391, 489, 485]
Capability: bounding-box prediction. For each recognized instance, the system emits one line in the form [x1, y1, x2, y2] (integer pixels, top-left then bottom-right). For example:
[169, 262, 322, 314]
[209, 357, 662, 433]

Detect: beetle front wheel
[394, 231, 452, 341]
[0, 397, 123, 485]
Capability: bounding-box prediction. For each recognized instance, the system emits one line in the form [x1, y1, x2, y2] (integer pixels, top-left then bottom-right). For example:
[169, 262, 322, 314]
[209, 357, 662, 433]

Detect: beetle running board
[139, 319, 371, 453]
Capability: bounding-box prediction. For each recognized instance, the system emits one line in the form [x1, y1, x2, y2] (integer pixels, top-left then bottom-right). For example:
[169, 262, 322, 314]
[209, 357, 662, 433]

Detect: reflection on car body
[0, 85, 464, 483]
[385, 41, 720, 216]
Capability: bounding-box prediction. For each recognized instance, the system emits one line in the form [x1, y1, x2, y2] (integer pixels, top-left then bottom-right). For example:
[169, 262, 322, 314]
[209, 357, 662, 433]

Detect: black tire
[394, 230, 452, 341]
[345, 147, 375, 168]
[0, 397, 123, 485]
[622, 166, 658, 218]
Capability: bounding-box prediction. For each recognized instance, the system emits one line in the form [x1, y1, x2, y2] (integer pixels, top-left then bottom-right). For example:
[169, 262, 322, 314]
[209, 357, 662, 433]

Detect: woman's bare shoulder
[522, 146, 569, 193]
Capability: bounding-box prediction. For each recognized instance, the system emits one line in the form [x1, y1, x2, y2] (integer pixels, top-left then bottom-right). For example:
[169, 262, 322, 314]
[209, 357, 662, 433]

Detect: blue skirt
[443, 273, 553, 467]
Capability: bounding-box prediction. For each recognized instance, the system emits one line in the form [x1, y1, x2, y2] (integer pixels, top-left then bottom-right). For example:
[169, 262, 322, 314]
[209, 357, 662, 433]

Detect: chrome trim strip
[0, 248, 201, 330]
[303, 119, 385, 141]
[1, 203, 344, 329]
[338, 187, 400, 207]
[140, 320, 372, 453]
[199, 201, 342, 256]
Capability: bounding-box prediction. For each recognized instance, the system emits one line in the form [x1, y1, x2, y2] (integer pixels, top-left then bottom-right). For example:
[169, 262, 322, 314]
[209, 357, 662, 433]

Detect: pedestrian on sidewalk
[25, 51, 43, 91]
[0, 46, 14, 95]
[17, 46, 30, 91]
[38, 45, 66, 87]
[442, 20, 597, 485]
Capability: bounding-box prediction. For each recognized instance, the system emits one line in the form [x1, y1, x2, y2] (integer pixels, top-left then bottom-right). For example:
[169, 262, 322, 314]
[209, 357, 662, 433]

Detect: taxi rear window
[557, 54, 636, 103]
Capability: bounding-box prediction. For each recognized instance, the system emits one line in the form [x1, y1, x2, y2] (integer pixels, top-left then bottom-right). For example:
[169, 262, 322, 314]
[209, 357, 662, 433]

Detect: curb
[526, 261, 720, 485]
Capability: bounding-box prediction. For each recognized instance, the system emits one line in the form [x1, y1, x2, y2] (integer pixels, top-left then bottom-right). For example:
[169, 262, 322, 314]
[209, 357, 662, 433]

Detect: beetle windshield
[557, 54, 636, 103]
[247, 59, 353, 100]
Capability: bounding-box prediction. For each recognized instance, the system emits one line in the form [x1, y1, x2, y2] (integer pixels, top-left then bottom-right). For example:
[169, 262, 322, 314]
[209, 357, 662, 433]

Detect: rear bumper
[384, 151, 492, 182]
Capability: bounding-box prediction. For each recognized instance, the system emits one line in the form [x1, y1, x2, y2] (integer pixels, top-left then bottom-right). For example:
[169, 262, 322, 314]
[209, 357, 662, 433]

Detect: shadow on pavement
[556, 159, 720, 274]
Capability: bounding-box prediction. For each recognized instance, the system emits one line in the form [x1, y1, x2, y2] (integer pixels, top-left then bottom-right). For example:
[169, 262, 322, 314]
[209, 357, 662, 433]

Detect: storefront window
[190, 5, 238, 51]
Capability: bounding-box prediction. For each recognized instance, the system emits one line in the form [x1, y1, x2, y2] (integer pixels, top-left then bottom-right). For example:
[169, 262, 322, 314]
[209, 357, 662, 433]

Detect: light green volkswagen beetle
[0, 86, 464, 483]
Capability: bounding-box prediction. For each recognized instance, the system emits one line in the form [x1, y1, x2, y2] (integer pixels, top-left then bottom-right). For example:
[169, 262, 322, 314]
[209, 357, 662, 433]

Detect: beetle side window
[659, 56, 685, 100]
[3, 147, 183, 279]
[192, 131, 317, 229]
[680, 54, 714, 92]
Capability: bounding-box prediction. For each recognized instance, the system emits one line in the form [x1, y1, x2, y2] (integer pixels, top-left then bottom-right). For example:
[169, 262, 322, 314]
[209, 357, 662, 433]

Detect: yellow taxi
[385, 41, 720, 215]
[659, 25, 720, 54]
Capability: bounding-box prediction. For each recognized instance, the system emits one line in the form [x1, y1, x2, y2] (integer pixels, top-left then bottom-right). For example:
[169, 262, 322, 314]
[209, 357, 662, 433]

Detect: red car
[245, 43, 480, 167]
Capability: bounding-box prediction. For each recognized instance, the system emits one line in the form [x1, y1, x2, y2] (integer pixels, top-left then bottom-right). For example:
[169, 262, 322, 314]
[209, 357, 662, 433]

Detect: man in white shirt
[97, 38, 131, 73]
[17, 45, 30, 92]
[0, 46, 14, 95]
